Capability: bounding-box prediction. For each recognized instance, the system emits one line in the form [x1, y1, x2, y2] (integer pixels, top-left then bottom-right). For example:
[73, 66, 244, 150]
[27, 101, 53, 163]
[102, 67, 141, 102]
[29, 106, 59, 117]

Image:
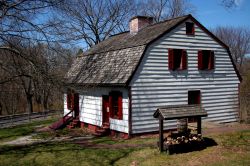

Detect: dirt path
[1, 134, 94, 146]
[202, 121, 250, 135]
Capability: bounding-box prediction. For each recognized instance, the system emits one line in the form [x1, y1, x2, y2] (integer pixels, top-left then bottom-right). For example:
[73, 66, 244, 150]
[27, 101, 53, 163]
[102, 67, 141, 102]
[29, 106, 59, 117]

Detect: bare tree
[0, 0, 79, 116]
[0, 0, 60, 45]
[220, 0, 238, 9]
[213, 26, 250, 71]
[167, 0, 195, 18]
[0, 0, 64, 84]
[136, 0, 195, 22]
[0, 39, 75, 115]
[51, 0, 135, 48]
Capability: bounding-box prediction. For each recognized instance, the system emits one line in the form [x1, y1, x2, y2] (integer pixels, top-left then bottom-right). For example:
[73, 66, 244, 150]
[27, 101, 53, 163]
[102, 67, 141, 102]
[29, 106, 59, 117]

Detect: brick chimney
[129, 16, 153, 34]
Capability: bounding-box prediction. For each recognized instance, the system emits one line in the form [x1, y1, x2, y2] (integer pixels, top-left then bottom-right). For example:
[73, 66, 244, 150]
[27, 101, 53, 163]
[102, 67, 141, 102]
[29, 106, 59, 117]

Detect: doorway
[188, 90, 201, 122]
[74, 93, 79, 119]
[188, 90, 201, 105]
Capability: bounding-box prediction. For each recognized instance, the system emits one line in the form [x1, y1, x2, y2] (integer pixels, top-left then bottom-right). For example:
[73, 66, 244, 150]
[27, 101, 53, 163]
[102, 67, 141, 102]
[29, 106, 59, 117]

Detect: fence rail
[0, 110, 62, 128]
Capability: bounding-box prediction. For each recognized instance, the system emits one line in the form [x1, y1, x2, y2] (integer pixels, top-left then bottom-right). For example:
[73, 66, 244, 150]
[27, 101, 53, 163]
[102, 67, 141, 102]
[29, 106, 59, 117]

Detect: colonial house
[63, 14, 241, 138]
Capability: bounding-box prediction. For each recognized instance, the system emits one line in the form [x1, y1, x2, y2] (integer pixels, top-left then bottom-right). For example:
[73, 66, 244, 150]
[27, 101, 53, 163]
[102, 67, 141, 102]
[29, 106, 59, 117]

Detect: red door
[102, 95, 110, 124]
[74, 93, 79, 119]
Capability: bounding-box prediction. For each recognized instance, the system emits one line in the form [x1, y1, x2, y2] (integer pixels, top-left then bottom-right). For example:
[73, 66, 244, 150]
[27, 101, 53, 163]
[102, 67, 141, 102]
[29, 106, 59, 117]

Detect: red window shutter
[182, 50, 187, 70]
[198, 50, 203, 70]
[118, 95, 123, 120]
[209, 51, 214, 70]
[168, 49, 174, 70]
[192, 24, 195, 35]
[74, 93, 79, 113]
[109, 95, 113, 118]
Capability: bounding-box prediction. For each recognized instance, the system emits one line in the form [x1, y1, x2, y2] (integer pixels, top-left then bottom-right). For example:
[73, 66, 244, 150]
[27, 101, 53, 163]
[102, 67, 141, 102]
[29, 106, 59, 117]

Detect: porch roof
[153, 105, 207, 120]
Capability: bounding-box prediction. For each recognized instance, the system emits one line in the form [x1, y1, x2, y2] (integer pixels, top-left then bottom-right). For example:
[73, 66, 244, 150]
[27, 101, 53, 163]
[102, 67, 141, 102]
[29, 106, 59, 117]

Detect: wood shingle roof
[153, 105, 207, 120]
[65, 15, 189, 86]
[84, 15, 188, 56]
[65, 45, 146, 86]
[65, 14, 242, 86]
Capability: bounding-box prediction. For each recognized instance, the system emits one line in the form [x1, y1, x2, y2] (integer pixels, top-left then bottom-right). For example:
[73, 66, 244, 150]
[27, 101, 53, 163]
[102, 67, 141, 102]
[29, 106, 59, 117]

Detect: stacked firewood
[164, 133, 203, 145]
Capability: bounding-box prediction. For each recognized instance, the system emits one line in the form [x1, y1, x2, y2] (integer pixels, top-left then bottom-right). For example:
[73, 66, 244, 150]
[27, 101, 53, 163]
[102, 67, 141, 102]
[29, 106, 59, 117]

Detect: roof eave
[65, 82, 128, 88]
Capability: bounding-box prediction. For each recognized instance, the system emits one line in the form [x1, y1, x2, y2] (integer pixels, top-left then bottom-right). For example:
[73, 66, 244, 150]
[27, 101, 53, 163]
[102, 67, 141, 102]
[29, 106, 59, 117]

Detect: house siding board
[130, 19, 240, 134]
[63, 87, 129, 133]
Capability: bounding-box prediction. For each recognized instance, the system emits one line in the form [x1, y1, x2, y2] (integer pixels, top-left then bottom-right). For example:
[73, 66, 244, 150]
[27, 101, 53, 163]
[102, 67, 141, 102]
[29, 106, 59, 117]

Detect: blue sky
[191, 0, 250, 29]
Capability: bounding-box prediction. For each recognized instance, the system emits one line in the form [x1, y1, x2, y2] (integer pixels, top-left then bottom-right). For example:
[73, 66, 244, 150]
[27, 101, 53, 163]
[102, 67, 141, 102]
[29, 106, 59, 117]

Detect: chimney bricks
[129, 16, 153, 34]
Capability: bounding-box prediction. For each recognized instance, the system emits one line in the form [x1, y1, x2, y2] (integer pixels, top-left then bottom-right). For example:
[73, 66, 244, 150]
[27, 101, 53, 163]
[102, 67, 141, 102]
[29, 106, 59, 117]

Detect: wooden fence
[0, 110, 62, 128]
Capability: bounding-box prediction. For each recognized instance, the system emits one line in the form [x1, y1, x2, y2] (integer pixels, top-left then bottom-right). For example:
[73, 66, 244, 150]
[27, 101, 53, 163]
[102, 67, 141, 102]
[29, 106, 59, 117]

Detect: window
[109, 91, 123, 120]
[186, 22, 195, 35]
[198, 50, 214, 70]
[168, 49, 187, 70]
[67, 89, 74, 110]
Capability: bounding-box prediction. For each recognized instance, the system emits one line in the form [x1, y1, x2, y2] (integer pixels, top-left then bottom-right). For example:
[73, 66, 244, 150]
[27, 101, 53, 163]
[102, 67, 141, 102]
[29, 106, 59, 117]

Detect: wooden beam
[197, 117, 201, 134]
[159, 118, 164, 152]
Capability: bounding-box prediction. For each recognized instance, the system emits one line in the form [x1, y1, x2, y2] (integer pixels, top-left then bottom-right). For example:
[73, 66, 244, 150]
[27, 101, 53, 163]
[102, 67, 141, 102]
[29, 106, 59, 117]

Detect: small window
[168, 49, 187, 71]
[109, 91, 123, 120]
[198, 50, 214, 70]
[186, 22, 195, 35]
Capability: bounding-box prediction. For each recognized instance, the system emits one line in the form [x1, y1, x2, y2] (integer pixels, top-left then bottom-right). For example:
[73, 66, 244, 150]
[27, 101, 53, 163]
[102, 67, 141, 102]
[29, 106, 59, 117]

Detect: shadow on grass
[0, 142, 82, 155]
[0, 141, 138, 166]
[165, 137, 218, 155]
[91, 137, 123, 145]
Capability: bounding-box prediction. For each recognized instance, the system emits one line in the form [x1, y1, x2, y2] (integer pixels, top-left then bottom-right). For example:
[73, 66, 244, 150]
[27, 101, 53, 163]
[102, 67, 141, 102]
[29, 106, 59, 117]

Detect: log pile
[163, 133, 205, 154]
[164, 133, 203, 145]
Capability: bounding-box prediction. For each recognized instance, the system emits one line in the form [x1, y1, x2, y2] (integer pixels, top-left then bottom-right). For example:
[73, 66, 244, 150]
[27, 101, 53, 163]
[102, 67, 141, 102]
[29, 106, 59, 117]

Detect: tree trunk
[43, 92, 49, 110]
[0, 102, 2, 115]
[27, 95, 33, 114]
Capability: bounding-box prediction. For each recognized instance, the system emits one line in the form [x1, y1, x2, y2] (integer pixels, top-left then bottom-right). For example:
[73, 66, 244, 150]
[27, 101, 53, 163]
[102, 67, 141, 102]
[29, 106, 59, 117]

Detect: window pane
[110, 91, 122, 119]
[173, 49, 182, 70]
[186, 22, 194, 35]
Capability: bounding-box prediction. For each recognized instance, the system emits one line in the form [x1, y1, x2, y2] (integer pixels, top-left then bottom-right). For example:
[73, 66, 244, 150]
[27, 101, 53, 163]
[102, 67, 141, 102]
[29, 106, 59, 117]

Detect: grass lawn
[0, 118, 57, 142]
[0, 120, 249, 166]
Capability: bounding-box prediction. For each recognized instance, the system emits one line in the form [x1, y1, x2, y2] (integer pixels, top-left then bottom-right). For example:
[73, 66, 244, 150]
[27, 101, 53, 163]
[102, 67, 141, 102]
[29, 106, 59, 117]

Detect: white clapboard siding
[129, 19, 240, 134]
[76, 87, 129, 133]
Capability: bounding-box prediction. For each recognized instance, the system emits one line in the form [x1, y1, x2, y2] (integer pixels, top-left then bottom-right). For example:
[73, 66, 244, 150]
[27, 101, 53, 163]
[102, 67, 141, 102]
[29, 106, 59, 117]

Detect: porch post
[159, 118, 164, 152]
[197, 117, 201, 134]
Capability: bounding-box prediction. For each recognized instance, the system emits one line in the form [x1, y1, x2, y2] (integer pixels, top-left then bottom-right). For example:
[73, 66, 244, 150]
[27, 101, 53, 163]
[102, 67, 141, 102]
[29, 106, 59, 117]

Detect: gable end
[126, 14, 242, 85]
[189, 16, 242, 82]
